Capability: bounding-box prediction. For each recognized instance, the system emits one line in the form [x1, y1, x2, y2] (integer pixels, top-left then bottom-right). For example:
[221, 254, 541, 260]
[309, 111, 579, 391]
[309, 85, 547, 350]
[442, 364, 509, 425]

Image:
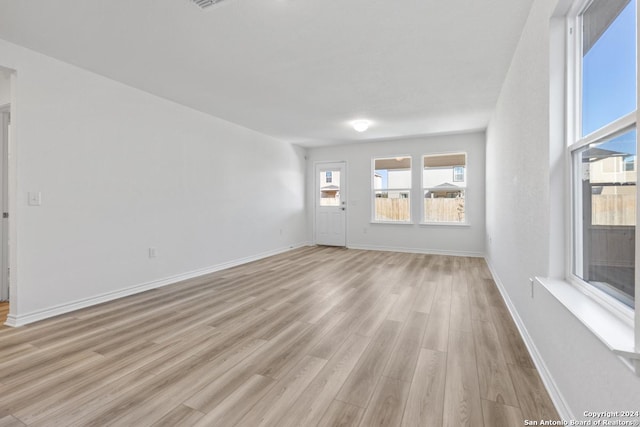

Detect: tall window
[570, 0, 637, 307]
[423, 153, 466, 223]
[373, 157, 411, 222]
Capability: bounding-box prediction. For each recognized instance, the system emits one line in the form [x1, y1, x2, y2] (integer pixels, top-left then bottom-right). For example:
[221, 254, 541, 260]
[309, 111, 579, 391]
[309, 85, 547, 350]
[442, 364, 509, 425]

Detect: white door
[315, 162, 346, 247]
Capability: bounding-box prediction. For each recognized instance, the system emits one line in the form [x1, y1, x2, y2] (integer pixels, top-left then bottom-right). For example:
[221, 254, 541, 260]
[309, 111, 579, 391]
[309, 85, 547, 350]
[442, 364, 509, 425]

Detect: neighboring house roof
[433, 182, 459, 188]
[598, 137, 636, 157]
[582, 147, 629, 162]
[321, 185, 340, 191]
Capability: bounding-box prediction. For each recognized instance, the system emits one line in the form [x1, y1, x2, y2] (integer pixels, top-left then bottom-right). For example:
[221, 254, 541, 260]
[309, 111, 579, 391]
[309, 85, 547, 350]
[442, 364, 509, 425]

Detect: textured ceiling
[0, 0, 533, 146]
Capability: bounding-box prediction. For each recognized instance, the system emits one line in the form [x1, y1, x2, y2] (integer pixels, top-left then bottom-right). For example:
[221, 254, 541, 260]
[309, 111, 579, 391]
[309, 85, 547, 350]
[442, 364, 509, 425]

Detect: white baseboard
[5, 242, 311, 328]
[347, 243, 484, 258]
[484, 257, 574, 421]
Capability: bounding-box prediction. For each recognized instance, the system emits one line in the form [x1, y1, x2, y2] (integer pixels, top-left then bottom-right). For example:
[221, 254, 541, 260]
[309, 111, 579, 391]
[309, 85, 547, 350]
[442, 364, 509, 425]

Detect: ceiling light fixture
[352, 120, 371, 132]
[190, 0, 225, 10]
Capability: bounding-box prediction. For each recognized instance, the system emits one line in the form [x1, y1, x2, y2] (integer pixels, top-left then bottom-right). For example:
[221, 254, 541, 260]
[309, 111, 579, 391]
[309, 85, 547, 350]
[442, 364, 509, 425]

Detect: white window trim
[419, 222, 471, 227]
[558, 0, 640, 373]
[535, 277, 638, 371]
[371, 156, 413, 224]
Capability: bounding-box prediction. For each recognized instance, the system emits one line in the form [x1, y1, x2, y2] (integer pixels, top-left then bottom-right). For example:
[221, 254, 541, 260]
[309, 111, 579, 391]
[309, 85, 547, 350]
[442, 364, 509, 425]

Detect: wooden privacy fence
[374, 198, 464, 222]
[374, 194, 636, 225]
[375, 198, 410, 221]
[592, 194, 636, 226]
[425, 198, 465, 223]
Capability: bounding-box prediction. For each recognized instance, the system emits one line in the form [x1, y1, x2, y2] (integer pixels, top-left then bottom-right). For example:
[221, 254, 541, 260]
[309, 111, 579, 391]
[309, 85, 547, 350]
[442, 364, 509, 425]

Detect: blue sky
[376, 169, 388, 188]
[583, 0, 637, 149]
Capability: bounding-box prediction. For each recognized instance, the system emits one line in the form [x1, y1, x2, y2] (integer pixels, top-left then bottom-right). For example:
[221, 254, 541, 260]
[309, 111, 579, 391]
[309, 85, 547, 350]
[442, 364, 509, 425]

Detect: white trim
[0, 105, 8, 302]
[370, 221, 414, 225]
[565, 13, 577, 287]
[347, 243, 483, 258]
[7, 71, 17, 325]
[4, 242, 311, 327]
[484, 258, 574, 422]
[419, 222, 471, 227]
[566, 273, 634, 327]
[568, 112, 637, 151]
[535, 276, 637, 372]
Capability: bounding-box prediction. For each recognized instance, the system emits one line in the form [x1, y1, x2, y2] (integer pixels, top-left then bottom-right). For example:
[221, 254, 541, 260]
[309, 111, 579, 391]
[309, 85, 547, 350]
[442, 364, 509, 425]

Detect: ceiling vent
[191, 0, 225, 9]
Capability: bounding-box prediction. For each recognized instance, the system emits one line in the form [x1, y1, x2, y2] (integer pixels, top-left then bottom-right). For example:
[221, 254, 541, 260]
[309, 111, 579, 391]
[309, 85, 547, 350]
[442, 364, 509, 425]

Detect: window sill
[419, 222, 470, 227]
[535, 277, 638, 373]
[370, 221, 414, 225]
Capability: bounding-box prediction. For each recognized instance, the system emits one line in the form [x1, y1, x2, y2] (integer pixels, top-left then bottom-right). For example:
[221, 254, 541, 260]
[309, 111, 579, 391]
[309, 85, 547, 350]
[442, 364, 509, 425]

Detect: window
[453, 166, 465, 182]
[423, 153, 466, 223]
[569, 0, 637, 307]
[325, 171, 332, 183]
[373, 157, 411, 222]
[625, 155, 636, 171]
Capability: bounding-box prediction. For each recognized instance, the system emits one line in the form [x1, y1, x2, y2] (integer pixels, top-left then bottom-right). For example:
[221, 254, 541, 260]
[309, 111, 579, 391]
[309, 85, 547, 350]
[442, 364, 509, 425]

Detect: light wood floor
[0, 247, 559, 426]
[0, 301, 8, 329]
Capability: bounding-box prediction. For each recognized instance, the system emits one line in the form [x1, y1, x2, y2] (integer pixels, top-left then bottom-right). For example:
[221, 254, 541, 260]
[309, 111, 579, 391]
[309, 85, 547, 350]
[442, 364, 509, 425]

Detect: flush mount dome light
[352, 120, 371, 132]
[191, 0, 226, 9]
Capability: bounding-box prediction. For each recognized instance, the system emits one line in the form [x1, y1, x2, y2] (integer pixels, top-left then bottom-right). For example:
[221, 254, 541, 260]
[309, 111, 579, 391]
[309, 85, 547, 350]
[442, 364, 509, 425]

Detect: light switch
[28, 192, 42, 206]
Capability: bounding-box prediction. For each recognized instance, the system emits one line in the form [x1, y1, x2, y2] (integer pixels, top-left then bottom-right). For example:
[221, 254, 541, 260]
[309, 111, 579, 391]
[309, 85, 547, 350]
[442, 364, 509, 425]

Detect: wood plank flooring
[0, 247, 560, 426]
[0, 302, 8, 331]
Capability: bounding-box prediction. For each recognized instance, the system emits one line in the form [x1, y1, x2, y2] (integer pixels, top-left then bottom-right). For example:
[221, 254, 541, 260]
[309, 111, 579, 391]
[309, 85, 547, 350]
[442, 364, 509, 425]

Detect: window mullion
[570, 111, 637, 151]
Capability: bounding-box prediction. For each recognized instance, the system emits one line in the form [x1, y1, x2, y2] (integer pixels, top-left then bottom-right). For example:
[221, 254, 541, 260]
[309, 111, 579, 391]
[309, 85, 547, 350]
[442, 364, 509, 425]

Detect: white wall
[0, 38, 308, 325]
[307, 132, 485, 256]
[486, 0, 640, 419]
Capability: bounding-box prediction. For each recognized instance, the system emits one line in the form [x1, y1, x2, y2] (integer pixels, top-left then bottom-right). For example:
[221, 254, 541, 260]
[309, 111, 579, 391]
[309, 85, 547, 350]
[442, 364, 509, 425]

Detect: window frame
[566, 0, 638, 322]
[421, 152, 468, 225]
[371, 156, 413, 224]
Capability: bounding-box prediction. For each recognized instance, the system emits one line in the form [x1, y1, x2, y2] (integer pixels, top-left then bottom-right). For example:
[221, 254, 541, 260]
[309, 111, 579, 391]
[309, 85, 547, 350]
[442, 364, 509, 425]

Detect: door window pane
[320, 170, 340, 206]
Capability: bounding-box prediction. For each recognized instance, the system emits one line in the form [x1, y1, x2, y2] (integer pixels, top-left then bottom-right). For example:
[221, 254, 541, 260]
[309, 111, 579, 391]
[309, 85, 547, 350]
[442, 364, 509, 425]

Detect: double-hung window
[373, 157, 412, 222]
[569, 0, 637, 308]
[423, 153, 467, 224]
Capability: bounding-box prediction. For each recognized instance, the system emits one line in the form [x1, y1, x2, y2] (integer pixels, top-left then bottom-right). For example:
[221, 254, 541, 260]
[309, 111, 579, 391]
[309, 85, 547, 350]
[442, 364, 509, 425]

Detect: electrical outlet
[148, 247, 157, 258]
[28, 191, 42, 206]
